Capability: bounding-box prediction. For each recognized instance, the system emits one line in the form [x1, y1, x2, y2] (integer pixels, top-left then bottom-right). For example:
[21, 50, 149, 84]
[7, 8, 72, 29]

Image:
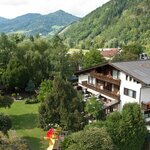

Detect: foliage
[50, 36, 70, 78]
[85, 97, 104, 120]
[68, 50, 84, 72]
[62, 127, 114, 150]
[63, 0, 150, 52]
[105, 103, 147, 150]
[113, 43, 145, 61]
[25, 97, 39, 104]
[83, 49, 105, 69]
[0, 33, 74, 93]
[25, 80, 35, 93]
[1, 57, 29, 90]
[38, 76, 86, 131]
[37, 80, 52, 102]
[0, 95, 14, 108]
[84, 120, 104, 130]
[0, 113, 12, 135]
[0, 131, 29, 150]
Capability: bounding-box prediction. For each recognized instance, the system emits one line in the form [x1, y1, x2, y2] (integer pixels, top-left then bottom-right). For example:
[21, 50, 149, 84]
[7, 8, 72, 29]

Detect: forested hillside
[62, 0, 150, 52]
[0, 10, 79, 36]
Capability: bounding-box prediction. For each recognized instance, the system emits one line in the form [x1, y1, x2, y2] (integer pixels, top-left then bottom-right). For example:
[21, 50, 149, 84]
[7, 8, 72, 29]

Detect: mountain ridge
[0, 10, 80, 35]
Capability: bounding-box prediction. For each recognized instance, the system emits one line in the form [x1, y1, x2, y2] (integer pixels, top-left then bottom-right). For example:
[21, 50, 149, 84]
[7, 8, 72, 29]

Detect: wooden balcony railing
[90, 72, 120, 85]
[82, 81, 120, 100]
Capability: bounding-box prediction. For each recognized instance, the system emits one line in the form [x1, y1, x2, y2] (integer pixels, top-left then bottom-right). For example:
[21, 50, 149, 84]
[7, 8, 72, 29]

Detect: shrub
[0, 95, 14, 108]
[62, 127, 114, 150]
[25, 97, 39, 104]
[0, 113, 12, 135]
[0, 131, 29, 150]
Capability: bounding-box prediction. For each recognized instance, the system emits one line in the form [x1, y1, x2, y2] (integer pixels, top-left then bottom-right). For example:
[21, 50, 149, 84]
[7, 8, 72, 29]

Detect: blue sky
[0, 0, 110, 19]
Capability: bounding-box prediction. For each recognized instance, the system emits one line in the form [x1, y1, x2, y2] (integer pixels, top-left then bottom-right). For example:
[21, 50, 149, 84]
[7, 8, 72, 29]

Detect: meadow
[0, 101, 47, 150]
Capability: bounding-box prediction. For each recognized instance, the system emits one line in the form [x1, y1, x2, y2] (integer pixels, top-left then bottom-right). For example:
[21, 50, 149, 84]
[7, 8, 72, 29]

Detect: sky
[0, 0, 110, 19]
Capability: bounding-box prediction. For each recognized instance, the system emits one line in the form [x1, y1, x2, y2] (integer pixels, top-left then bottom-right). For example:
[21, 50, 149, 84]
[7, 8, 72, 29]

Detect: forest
[62, 0, 150, 54]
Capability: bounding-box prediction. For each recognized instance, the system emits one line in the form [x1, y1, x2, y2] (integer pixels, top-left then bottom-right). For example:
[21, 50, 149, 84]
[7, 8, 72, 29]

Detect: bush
[25, 97, 39, 104]
[0, 131, 29, 150]
[0, 113, 12, 135]
[11, 93, 16, 97]
[0, 95, 14, 108]
[62, 127, 114, 150]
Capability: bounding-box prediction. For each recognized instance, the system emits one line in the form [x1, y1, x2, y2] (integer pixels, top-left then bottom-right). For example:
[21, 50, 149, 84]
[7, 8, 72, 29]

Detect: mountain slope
[0, 10, 80, 35]
[62, 0, 150, 50]
[0, 17, 9, 23]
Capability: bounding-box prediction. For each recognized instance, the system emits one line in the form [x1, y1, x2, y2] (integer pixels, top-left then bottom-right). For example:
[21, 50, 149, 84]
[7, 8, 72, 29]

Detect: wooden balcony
[90, 72, 120, 85]
[82, 81, 120, 100]
[141, 102, 150, 114]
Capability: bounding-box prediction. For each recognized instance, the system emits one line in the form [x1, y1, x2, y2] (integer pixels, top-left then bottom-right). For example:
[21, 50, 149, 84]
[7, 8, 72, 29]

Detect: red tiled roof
[101, 48, 119, 58]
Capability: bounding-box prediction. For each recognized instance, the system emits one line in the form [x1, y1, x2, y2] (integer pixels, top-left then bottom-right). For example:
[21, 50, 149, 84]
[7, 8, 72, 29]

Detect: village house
[98, 48, 121, 60]
[75, 60, 150, 117]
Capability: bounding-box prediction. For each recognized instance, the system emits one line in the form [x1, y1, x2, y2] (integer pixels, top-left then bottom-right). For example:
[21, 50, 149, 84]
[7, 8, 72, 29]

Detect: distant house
[98, 48, 121, 60]
[75, 60, 150, 117]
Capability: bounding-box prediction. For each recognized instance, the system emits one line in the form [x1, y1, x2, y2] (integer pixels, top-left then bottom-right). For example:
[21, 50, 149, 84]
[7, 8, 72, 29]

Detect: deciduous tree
[83, 49, 105, 69]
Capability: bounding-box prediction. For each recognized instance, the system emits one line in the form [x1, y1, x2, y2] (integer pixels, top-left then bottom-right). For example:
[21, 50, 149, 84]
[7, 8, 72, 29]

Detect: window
[112, 70, 120, 79]
[129, 77, 132, 81]
[126, 75, 128, 80]
[124, 88, 136, 99]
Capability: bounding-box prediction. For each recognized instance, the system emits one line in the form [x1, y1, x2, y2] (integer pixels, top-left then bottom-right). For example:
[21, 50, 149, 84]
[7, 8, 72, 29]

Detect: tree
[0, 33, 16, 68]
[113, 43, 145, 61]
[62, 127, 114, 150]
[37, 80, 52, 102]
[50, 36, 71, 79]
[38, 76, 86, 131]
[68, 50, 84, 72]
[1, 57, 29, 90]
[120, 103, 147, 150]
[0, 95, 14, 108]
[85, 97, 103, 120]
[83, 49, 105, 69]
[105, 103, 147, 150]
[25, 80, 35, 93]
[104, 111, 122, 148]
[0, 113, 12, 135]
[123, 43, 144, 56]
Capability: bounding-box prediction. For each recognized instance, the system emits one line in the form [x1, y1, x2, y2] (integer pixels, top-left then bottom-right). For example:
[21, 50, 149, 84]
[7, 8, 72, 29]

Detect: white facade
[77, 61, 150, 112]
[141, 87, 150, 103]
[119, 72, 142, 110]
[78, 73, 89, 84]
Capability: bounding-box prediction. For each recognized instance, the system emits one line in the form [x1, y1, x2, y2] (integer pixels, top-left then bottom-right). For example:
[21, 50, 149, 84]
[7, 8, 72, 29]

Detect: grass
[0, 101, 47, 150]
[68, 48, 89, 55]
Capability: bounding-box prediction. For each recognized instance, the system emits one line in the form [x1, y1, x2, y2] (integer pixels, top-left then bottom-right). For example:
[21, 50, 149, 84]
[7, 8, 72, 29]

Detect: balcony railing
[90, 72, 120, 85]
[82, 81, 120, 100]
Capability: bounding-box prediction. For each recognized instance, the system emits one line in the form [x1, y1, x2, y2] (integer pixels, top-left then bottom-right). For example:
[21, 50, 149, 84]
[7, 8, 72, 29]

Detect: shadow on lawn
[10, 113, 38, 129]
[23, 136, 46, 150]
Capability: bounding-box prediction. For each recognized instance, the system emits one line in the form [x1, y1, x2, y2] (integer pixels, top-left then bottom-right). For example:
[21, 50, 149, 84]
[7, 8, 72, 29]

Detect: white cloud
[0, 0, 28, 6]
[0, 0, 110, 19]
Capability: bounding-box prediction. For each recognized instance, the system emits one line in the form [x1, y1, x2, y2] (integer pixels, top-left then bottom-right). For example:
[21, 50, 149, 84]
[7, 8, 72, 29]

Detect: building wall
[78, 73, 89, 84]
[141, 87, 150, 103]
[119, 72, 142, 110]
[78, 70, 148, 111]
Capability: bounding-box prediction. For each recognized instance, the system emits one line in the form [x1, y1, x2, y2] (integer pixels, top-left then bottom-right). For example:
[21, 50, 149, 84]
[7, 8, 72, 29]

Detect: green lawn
[0, 101, 47, 150]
